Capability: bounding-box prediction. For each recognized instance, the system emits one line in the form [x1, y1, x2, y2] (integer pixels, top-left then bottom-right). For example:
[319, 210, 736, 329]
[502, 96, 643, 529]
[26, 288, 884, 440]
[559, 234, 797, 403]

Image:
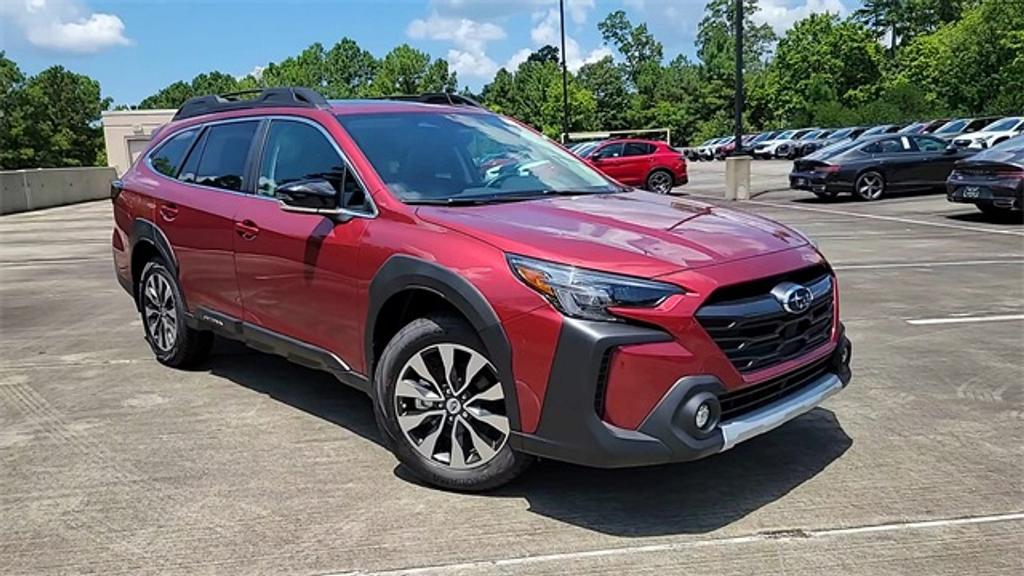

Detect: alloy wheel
[648, 171, 673, 194]
[394, 344, 509, 470]
[857, 173, 885, 200]
[143, 273, 177, 352]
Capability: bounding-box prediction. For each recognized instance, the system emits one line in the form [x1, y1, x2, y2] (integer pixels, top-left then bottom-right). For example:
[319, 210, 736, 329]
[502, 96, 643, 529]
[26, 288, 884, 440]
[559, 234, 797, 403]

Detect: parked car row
[686, 115, 1023, 162]
[788, 131, 1023, 216]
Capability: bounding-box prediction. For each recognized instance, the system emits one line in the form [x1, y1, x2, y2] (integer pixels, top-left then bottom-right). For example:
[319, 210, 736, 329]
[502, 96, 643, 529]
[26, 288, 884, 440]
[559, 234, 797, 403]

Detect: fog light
[695, 403, 711, 430]
[840, 342, 851, 365]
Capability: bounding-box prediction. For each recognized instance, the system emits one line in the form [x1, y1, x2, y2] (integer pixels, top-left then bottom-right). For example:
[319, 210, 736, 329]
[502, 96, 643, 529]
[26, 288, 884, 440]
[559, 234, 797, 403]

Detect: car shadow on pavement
[946, 211, 1024, 225]
[492, 408, 851, 537]
[206, 338, 851, 538]
[206, 338, 383, 446]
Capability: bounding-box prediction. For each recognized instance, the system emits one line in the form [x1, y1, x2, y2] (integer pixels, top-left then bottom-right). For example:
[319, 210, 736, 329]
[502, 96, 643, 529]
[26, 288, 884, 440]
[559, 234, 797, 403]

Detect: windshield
[336, 112, 618, 203]
[776, 130, 795, 140]
[980, 118, 1022, 132]
[899, 123, 924, 134]
[861, 125, 890, 136]
[972, 135, 1024, 161]
[572, 142, 600, 157]
[935, 120, 967, 134]
[829, 128, 854, 139]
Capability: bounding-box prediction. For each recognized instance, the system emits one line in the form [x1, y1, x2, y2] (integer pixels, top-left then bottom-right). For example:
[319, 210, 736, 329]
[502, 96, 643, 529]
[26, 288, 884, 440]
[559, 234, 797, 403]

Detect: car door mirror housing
[276, 179, 350, 220]
[944, 144, 959, 155]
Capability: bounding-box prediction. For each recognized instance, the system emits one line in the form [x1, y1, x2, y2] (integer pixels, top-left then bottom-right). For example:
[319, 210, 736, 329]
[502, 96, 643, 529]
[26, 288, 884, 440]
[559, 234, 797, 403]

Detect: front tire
[854, 170, 886, 201]
[373, 314, 533, 491]
[646, 169, 674, 194]
[138, 259, 213, 368]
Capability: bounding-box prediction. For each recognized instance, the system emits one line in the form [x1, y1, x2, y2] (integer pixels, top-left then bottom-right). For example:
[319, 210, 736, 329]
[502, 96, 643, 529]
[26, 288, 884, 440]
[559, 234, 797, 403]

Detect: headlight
[508, 255, 682, 322]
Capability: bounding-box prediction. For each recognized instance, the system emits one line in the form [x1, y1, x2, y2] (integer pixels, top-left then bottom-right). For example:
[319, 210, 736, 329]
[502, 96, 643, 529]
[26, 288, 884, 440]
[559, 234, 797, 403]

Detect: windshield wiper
[405, 188, 622, 206]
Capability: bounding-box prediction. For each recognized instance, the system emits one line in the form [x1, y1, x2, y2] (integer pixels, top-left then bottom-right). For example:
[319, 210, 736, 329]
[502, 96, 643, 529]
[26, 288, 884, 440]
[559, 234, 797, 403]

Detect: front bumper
[510, 319, 853, 468]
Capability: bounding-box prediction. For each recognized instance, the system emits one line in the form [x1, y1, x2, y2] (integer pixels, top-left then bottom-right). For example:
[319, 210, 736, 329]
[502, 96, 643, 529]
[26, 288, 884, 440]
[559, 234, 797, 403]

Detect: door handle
[158, 203, 179, 221]
[235, 219, 260, 240]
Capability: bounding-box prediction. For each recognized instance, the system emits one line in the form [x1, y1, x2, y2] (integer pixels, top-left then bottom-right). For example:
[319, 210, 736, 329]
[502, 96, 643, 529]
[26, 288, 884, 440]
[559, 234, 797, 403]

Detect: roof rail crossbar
[372, 93, 486, 109]
[172, 87, 331, 121]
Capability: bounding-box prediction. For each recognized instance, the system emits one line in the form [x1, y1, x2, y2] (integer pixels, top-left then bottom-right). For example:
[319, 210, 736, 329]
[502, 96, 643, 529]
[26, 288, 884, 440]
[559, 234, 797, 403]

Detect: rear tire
[854, 170, 886, 201]
[138, 259, 213, 368]
[373, 314, 533, 491]
[646, 169, 674, 194]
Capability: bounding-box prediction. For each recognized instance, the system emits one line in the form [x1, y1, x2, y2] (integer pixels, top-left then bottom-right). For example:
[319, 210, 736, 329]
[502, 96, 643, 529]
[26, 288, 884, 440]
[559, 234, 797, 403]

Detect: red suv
[112, 88, 851, 491]
[573, 138, 687, 193]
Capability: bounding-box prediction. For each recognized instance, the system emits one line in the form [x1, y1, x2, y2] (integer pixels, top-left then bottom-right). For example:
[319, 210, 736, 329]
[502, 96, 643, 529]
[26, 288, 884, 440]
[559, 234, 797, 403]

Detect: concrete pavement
[1, 164, 1021, 575]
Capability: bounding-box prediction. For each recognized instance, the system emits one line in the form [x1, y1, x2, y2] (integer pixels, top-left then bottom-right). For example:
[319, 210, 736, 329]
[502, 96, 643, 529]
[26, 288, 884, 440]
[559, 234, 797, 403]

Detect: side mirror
[945, 144, 959, 155]
[591, 155, 604, 163]
[277, 179, 339, 213]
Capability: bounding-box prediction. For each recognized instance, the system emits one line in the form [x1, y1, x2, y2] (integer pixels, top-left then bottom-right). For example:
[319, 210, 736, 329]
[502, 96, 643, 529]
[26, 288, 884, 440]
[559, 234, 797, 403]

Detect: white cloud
[528, 8, 611, 72]
[0, 0, 131, 53]
[407, 12, 507, 78]
[504, 48, 533, 71]
[754, 0, 849, 34]
[431, 0, 595, 25]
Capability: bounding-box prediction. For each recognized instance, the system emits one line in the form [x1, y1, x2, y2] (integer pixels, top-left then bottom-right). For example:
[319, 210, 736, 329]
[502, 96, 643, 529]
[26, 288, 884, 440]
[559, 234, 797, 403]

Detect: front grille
[719, 356, 831, 421]
[696, 266, 834, 373]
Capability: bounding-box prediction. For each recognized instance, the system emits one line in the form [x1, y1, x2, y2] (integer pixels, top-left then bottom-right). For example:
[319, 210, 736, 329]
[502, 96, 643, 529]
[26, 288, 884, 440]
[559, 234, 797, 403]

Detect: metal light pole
[733, 0, 744, 155]
[559, 0, 570, 142]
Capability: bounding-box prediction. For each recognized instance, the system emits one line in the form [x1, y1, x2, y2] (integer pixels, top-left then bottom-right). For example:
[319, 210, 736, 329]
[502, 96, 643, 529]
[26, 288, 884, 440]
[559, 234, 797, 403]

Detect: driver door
[232, 117, 373, 366]
[589, 142, 627, 182]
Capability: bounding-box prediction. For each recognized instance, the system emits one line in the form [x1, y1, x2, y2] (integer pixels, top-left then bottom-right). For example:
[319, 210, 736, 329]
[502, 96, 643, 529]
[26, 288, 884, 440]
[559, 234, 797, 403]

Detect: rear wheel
[138, 259, 213, 368]
[646, 170, 674, 194]
[373, 314, 533, 491]
[854, 170, 886, 201]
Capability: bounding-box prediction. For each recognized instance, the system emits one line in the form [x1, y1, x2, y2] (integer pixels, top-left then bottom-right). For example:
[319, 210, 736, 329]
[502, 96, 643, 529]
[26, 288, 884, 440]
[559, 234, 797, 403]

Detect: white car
[752, 129, 815, 159]
[952, 117, 1023, 149]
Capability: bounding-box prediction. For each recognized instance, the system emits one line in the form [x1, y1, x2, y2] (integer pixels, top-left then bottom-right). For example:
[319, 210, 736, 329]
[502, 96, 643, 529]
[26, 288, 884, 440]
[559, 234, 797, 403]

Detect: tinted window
[594, 143, 624, 158]
[913, 136, 945, 152]
[624, 142, 654, 156]
[258, 120, 369, 212]
[980, 118, 1023, 132]
[863, 138, 905, 154]
[149, 129, 197, 177]
[194, 122, 258, 192]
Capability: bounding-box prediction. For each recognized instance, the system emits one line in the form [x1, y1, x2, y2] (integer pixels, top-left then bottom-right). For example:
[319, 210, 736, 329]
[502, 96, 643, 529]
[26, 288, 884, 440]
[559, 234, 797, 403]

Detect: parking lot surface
[2, 162, 1022, 575]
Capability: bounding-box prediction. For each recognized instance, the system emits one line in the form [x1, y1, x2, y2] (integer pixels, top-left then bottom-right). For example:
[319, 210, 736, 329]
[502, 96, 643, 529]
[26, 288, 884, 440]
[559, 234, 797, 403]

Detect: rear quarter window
[149, 129, 198, 177]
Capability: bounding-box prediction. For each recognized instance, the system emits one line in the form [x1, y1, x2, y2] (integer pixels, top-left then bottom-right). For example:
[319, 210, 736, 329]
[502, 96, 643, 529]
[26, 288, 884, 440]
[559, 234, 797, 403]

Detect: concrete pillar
[725, 156, 752, 201]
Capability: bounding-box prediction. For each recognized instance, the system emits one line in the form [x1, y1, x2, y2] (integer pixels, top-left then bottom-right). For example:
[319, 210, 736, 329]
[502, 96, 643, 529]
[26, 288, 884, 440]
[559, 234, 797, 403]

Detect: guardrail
[0, 167, 116, 215]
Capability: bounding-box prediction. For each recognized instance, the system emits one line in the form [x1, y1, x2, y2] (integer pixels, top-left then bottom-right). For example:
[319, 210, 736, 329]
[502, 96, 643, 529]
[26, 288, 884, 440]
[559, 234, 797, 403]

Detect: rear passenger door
[620, 142, 655, 185]
[151, 120, 258, 319]
[232, 117, 373, 366]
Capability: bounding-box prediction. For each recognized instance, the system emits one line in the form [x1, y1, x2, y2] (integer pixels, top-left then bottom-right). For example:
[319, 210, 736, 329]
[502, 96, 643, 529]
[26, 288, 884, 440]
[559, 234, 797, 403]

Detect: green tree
[5, 65, 111, 168]
[576, 56, 630, 130]
[697, 0, 777, 72]
[0, 53, 30, 168]
[369, 44, 456, 96]
[597, 10, 663, 88]
[324, 38, 378, 97]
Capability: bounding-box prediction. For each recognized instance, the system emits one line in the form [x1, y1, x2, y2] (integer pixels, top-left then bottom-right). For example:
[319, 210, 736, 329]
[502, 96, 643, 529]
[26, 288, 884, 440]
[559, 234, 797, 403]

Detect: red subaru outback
[112, 88, 851, 491]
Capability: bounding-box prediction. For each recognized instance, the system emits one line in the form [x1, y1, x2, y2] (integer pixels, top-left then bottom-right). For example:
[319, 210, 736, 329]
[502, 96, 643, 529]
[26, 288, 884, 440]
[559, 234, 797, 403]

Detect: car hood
[416, 192, 809, 278]
[961, 130, 1017, 141]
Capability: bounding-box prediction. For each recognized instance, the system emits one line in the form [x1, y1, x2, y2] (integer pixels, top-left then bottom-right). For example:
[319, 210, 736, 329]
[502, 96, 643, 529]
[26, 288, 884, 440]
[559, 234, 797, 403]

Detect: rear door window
[149, 129, 198, 177]
[624, 142, 654, 156]
[863, 138, 906, 154]
[193, 121, 259, 192]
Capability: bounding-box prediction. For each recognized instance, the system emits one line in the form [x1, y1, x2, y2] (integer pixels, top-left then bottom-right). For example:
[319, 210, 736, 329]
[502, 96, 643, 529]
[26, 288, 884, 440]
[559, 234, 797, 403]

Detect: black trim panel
[366, 255, 520, 430]
[131, 218, 179, 276]
[194, 308, 370, 394]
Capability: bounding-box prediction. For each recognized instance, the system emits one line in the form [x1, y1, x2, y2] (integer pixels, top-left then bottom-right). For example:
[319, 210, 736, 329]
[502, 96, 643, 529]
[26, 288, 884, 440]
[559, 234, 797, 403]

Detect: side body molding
[366, 255, 521, 431]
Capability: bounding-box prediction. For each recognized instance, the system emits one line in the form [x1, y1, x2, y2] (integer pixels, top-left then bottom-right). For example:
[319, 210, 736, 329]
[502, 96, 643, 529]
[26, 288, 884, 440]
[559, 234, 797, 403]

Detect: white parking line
[687, 194, 1024, 237]
[834, 259, 1024, 271]
[906, 314, 1024, 326]
[327, 512, 1024, 576]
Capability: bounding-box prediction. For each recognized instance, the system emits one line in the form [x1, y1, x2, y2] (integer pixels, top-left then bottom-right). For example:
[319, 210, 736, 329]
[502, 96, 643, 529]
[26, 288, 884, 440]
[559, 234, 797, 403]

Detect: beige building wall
[101, 109, 176, 175]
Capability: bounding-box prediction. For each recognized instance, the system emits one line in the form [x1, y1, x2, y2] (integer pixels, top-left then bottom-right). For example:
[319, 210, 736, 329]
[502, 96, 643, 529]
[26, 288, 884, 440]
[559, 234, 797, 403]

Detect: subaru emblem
[772, 282, 814, 314]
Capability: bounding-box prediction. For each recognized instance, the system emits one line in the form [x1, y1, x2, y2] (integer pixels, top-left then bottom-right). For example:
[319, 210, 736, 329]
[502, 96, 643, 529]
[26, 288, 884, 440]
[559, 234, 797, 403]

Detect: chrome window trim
[144, 114, 379, 219]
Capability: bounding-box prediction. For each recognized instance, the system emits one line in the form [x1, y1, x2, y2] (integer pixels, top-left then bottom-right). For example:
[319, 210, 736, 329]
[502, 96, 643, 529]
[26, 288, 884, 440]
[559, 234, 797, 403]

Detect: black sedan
[947, 135, 1023, 215]
[789, 134, 974, 200]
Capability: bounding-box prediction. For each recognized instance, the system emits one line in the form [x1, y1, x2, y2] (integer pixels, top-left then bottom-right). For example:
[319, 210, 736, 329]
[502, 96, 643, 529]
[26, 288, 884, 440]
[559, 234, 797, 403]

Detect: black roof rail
[373, 93, 487, 109]
[172, 87, 331, 121]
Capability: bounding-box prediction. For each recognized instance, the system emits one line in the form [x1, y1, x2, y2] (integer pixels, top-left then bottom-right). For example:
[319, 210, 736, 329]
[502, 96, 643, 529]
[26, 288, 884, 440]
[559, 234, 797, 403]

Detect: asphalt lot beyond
[2, 162, 1022, 575]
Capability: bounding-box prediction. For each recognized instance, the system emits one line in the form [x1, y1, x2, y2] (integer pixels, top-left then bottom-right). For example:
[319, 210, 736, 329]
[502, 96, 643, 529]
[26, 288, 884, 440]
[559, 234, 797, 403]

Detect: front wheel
[646, 170, 674, 194]
[854, 170, 886, 201]
[373, 314, 533, 491]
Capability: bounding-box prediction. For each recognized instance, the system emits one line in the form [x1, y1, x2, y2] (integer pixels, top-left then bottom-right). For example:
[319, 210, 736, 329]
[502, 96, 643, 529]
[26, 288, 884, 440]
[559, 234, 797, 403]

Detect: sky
[1, 0, 855, 106]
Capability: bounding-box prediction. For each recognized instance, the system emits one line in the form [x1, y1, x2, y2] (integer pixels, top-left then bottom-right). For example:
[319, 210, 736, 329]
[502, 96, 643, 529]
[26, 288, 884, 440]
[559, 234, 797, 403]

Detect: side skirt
[189, 307, 371, 395]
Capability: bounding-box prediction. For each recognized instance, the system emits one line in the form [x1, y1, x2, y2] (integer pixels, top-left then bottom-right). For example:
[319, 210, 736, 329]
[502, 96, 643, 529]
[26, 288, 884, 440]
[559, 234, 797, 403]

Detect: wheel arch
[366, 255, 521, 430]
[130, 218, 179, 308]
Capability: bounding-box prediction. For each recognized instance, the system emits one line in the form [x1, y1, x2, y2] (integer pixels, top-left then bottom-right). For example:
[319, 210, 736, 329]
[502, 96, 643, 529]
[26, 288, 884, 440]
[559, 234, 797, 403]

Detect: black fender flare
[131, 218, 179, 277]
[366, 255, 520, 430]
